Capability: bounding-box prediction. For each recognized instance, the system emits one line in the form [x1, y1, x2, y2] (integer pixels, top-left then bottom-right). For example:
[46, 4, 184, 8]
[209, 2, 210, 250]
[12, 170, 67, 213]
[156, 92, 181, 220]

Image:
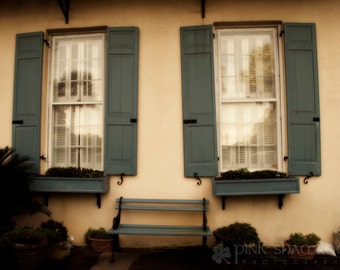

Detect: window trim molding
[47, 26, 108, 36]
[213, 21, 283, 29]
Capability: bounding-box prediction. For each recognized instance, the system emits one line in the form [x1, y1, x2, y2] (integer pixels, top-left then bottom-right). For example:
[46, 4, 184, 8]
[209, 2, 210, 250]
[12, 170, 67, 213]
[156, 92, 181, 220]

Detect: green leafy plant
[288, 232, 321, 246]
[3, 226, 49, 246]
[45, 167, 104, 178]
[41, 219, 69, 243]
[213, 222, 260, 246]
[216, 168, 287, 180]
[0, 146, 50, 235]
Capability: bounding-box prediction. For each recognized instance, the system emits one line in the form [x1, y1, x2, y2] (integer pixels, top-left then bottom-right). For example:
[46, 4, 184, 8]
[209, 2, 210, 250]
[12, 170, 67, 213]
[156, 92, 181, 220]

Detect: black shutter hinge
[213, 33, 215, 39]
[43, 39, 50, 48]
[283, 156, 288, 161]
[279, 30, 284, 37]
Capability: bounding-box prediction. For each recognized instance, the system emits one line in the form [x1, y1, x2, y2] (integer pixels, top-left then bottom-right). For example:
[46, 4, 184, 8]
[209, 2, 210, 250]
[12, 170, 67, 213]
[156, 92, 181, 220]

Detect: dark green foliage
[45, 167, 104, 178]
[217, 168, 287, 180]
[214, 222, 260, 246]
[41, 219, 69, 242]
[84, 227, 111, 247]
[0, 146, 50, 233]
[3, 226, 48, 246]
[288, 232, 321, 246]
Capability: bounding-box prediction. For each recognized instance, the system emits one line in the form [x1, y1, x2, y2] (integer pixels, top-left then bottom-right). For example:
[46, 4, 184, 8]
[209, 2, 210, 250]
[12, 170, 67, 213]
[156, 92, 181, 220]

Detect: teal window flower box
[30, 175, 110, 208]
[212, 177, 300, 210]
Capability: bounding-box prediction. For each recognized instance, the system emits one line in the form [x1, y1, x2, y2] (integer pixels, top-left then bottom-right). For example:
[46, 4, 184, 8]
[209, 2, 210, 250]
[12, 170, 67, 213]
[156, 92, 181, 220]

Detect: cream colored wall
[2, 0, 340, 248]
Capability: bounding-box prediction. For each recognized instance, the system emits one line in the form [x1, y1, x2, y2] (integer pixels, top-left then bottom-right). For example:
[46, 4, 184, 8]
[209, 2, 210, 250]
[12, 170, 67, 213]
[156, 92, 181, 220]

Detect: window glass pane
[220, 102, 277, 171]
[52, 105, 103, 170]
[219, 30, 276, 99]
[53, 35, 104, 103]
[217, 28, 280, 172]
[50, 34, 104, 170]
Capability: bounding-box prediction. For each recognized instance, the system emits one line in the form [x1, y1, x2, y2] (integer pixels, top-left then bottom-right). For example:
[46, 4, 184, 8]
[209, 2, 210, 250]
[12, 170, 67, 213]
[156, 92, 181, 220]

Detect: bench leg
[110, 234, 121, 263]
[202, 236, 207, 248]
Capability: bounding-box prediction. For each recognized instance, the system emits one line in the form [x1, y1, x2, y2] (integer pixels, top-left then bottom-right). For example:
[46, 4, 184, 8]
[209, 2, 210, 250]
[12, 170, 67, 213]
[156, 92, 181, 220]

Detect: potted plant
[213, 222, 262, 258]
[212, 168, 300, 209]
[3, 226, 49, 270]
[41, 219, 71, 260]
[284, 232, 321, 260]
[30, 167, 110, 208]
[84, 227, 113, 252]
[0, 146, 51, 268]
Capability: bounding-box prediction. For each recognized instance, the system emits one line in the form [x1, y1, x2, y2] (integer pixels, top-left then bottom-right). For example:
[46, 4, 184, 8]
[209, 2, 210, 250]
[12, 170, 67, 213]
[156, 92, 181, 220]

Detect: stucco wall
[1, 0, 340, 248]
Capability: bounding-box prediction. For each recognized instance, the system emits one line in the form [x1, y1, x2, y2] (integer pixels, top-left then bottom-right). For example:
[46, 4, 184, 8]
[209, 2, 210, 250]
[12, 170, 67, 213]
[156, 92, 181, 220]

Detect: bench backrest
[114, 198, 209, 212]
[113, 197, 209, 231]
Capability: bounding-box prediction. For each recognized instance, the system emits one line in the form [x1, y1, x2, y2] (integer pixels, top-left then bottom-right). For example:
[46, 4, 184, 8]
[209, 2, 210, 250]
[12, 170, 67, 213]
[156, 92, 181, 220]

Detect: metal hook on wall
[304, 172, 314, 184]
[117, 173, 125, 185]
[194, 173, 202, 185]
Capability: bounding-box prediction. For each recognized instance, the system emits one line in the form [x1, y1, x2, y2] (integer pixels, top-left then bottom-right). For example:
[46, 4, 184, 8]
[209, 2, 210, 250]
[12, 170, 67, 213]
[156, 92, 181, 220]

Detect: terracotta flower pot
[284, 240, 318, 260]
[88, 237, 113, 252]
[14, 243, 48, 270]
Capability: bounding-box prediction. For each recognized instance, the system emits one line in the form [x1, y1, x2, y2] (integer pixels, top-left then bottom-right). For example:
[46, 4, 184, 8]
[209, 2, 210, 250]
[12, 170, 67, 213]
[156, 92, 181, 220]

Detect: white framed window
[48, 33, 105, 170]
[215, 27, 283, 172]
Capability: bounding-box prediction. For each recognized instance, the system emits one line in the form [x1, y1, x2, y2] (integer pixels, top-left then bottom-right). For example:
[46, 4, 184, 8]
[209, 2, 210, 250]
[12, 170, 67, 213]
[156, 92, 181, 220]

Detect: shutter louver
[180, 25, 218, 177]
[12, 32, 44, 174]
[284, 23, 321, 176]
[104, 27, 139, 175]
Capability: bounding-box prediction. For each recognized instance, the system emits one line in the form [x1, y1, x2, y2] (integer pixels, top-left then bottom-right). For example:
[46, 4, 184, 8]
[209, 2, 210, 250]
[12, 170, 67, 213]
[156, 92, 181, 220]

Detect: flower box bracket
[220, 194, 286, 210]
[41, 193, 103, 208]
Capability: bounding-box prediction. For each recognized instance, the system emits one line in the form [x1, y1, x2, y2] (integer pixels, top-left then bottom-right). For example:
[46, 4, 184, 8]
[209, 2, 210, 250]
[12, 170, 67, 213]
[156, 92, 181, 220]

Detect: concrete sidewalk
[90, 249, 144, 270]
[89, 247, 340, 270]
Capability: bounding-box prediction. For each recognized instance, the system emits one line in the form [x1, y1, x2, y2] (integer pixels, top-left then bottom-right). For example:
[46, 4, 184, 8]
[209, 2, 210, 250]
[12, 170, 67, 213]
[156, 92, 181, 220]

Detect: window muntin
[216, 28, 281, 172]
[49, 34, 104, 170]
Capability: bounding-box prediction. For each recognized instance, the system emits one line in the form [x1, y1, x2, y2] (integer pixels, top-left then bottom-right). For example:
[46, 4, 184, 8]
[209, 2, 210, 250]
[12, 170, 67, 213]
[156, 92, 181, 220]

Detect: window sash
[49, 34, 104, 170]
[216, 27, 282, 172]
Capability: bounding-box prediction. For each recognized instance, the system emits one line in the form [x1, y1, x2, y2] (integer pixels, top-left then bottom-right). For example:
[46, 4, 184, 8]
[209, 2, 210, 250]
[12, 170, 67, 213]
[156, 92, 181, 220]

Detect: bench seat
[108, 224, 212, 236]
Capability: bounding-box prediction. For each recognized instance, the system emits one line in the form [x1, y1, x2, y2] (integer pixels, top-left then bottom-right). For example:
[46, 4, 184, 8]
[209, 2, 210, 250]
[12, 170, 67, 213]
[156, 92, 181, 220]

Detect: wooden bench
[107, 197, 212, 261]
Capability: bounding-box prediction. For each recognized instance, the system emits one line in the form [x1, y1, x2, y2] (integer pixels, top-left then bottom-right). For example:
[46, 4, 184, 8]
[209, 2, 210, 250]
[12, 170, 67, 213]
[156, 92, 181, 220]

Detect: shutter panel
[180, 25, 218, 177]
[284, 23, 321, 176]
[104, 27, 139, 175]
[12, 32, 44, 174]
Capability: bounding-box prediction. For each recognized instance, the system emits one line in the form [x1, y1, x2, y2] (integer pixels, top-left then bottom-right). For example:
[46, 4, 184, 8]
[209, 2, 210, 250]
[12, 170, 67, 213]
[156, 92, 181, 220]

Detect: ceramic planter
[88, 237, 113, 253]
[284, 241, 318, 260]
[212, 177, 300, 209]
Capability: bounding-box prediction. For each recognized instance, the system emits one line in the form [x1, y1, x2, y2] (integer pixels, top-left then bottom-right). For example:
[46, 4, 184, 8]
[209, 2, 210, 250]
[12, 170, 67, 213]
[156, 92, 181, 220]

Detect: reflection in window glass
[217, 28, 281, 171]
[50, 34, 104, 170]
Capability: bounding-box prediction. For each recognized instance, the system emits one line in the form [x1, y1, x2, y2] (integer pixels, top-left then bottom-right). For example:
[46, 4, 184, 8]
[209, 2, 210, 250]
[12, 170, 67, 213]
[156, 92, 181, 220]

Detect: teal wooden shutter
[180, 25, 218, 177]
[284, 23, 321, 176]
[12, 32, 44, 174]
[104, 27, 139, 175]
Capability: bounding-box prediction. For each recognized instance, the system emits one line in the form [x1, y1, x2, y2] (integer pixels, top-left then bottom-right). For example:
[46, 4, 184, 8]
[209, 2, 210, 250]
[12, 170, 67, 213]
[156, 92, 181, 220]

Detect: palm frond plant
[0, 146, 50, 234]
